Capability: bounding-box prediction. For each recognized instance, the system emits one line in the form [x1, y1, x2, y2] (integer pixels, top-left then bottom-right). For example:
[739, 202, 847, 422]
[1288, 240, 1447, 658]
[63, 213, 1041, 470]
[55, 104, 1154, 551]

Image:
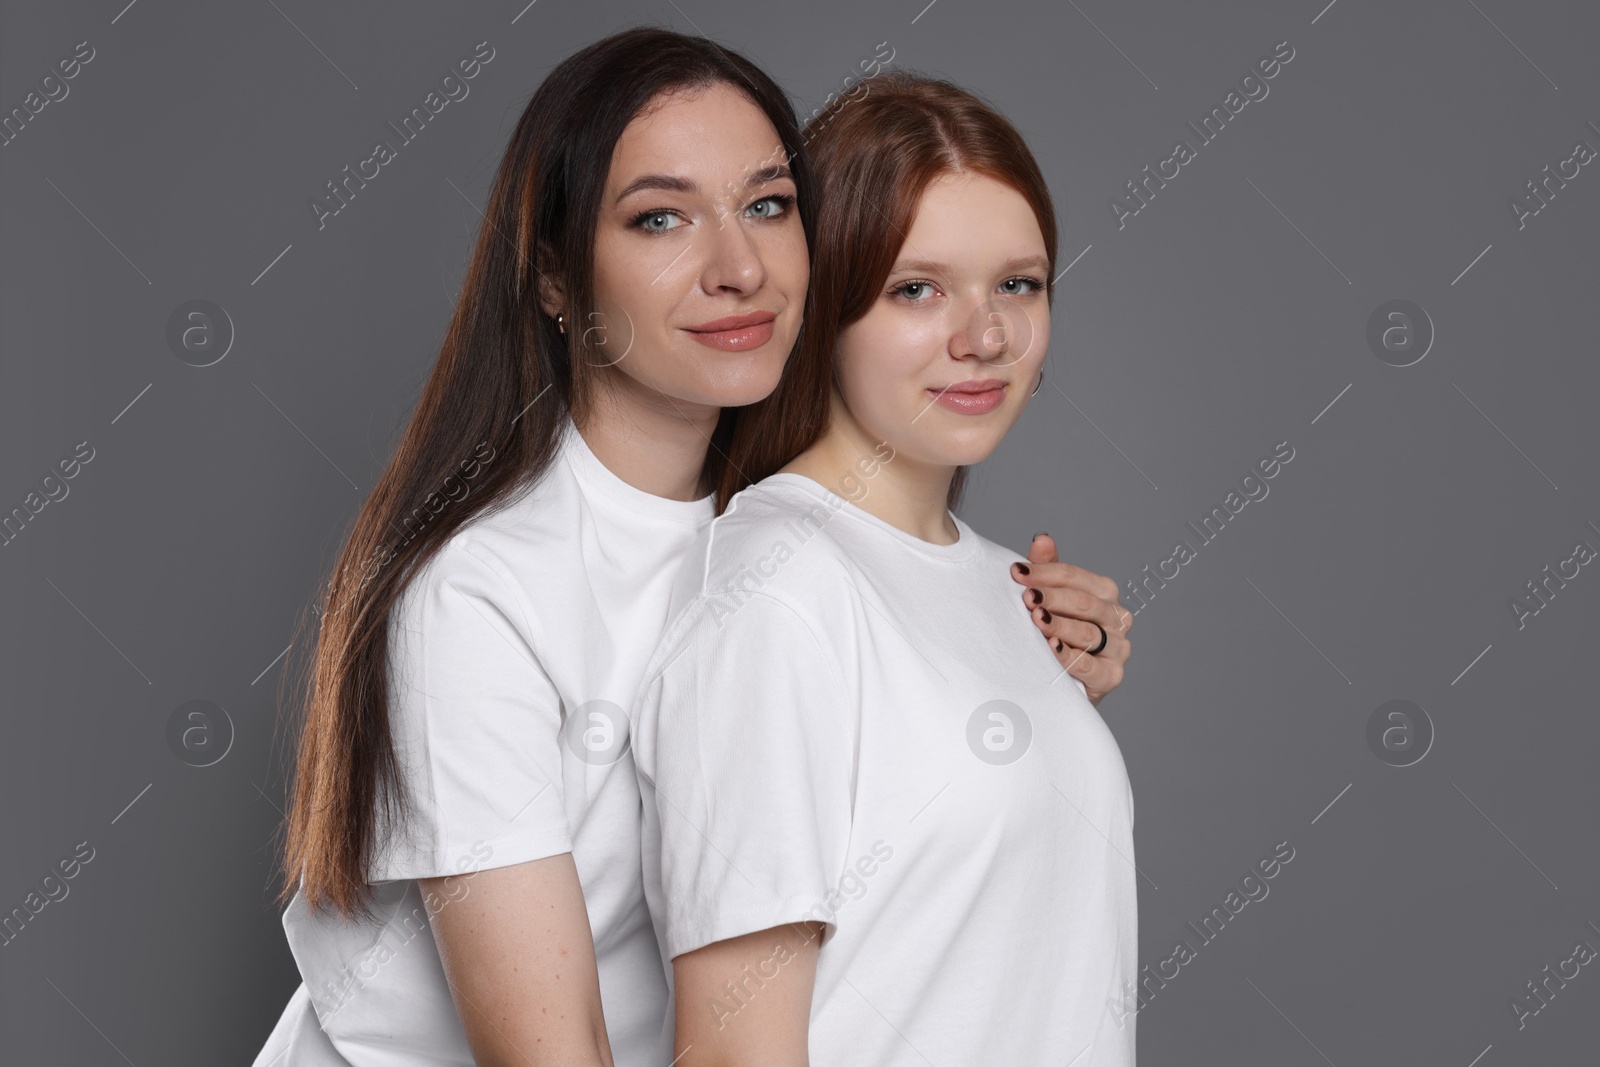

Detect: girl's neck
[780, 394, 959, 545]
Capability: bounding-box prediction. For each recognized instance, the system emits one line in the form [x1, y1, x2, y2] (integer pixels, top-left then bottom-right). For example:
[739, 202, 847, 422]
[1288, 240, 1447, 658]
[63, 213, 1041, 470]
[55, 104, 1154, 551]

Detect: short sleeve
[638, 590, 857, 959]
[368, 542, 571, 882]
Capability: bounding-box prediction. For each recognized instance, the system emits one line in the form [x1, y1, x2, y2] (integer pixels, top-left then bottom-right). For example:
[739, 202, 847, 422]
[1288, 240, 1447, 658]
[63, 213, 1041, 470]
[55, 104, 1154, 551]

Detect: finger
[1030, 597, 1121, 656]
[1051, 635, 1125, 698]
[1026, 532, 1058, 567]
[1019, 558, 1120, 603]
[1050, 634, 1101, 679]
[1030, 604, 1107, 655]
[1013, 565, 1128, 637]
[1009, 533, 1059, 582]
[1027, 562, 1131, 635]
[1024, 582, 1127, 635]
[1032, 605, 1126, 659]
[1048, 628, 1126, 677]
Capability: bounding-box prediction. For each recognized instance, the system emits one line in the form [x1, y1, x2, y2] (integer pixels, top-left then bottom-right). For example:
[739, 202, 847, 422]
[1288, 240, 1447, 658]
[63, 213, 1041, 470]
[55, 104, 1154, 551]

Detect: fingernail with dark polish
[1040, 609, 1052, 623]
[1029, 589, 1043, 605]
[1014, 562, 1030, 576]
[1032, 531, 1048, 541]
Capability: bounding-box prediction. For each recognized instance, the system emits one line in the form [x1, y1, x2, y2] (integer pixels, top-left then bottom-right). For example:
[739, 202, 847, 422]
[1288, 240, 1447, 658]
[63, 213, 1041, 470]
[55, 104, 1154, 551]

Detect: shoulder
[389, 473, 568, 640]
[394, 448, 585, 608]
[386, 536, 532, 659]
[693, 476, 866, 601]
[649, 480, 857, 673]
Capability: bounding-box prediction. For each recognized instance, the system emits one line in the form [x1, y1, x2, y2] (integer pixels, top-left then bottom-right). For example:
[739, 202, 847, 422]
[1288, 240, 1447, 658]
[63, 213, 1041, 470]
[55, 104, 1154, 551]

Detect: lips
[930, 378, 1007, 415]
[685, 310, 778, 352]
[938, 378, 1006, 394]
[688, 311, 776, 333]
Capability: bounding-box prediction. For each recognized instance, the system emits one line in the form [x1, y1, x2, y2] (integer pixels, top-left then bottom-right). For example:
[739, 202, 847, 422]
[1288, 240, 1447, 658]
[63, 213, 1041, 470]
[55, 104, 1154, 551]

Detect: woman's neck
[780, 393, 959, 545]
[575, 374, 720, 502]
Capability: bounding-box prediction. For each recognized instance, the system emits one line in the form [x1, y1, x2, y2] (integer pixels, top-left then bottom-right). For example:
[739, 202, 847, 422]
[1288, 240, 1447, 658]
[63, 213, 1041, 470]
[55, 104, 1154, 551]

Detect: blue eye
[630, 209, 685, 234]
[745, 193, 796, 219]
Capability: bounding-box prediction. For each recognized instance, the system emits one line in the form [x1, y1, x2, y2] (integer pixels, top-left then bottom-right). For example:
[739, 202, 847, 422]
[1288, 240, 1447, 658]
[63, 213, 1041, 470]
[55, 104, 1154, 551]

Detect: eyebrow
[613, 163, 795, 205]
[892, 254, 1052, 275]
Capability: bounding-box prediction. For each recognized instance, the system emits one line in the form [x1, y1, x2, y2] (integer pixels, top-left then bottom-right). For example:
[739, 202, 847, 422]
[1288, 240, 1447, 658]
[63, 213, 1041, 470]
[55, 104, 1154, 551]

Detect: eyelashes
[747, 193, 797, 219]
[887, 276, 1048, 301]
[627, 208, 680, 233]
[1000, 275, 1047, 296]
[626, 193, 798, 234]
[889, 279, 936, 301]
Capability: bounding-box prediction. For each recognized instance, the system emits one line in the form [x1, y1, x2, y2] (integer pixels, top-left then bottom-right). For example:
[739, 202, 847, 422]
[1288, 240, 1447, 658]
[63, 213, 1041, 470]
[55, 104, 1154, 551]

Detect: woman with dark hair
[635, 72, 1137, 1065]
[253, 27, 815, 1067]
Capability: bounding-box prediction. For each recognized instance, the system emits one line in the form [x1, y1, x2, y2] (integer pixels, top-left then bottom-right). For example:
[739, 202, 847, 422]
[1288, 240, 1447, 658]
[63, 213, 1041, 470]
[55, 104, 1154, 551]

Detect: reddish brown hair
[717, 71, 1059, 510]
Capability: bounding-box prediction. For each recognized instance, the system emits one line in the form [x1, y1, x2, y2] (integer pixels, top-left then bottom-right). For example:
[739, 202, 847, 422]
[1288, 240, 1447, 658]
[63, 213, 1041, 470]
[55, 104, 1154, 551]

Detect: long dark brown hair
[280, 26, 816, 918]
[718, 71, 1059, 511]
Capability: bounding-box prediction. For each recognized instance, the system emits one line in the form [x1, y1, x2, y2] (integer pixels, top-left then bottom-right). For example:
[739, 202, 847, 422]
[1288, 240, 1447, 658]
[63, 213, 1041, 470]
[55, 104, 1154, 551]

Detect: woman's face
[586, 83, 809, 411]
[833, 172, 1050, 470]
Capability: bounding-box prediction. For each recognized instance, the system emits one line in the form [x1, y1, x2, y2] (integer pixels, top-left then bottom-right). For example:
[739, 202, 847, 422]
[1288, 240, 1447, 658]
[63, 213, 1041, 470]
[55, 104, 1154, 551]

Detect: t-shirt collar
[559, 419, 715, 526]
[759, 472, 979, 562]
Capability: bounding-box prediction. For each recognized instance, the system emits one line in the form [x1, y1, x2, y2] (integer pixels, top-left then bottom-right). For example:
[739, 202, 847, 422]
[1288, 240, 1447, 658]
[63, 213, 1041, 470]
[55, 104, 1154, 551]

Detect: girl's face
[834, 171, 1050, 469]
[587, 83, 809, 411]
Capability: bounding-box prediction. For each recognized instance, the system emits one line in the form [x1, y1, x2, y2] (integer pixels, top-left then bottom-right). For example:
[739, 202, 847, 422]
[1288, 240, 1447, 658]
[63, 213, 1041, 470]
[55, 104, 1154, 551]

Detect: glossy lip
[934, 378, 1007, 394]
[685, 310, 777, 334]
[684, 309, 779, 352]
[929, 379, 1007, 415]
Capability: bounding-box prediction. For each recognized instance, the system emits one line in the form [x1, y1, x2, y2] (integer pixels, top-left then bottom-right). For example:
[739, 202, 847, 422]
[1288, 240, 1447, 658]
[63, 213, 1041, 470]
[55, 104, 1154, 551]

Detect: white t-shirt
[253, 418, 714, 1067]
[634, 472, 1138, 1067]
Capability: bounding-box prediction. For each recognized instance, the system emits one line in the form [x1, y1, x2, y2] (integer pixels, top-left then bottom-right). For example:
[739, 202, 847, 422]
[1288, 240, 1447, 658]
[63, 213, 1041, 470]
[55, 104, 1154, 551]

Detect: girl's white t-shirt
[634, 472, 1138, 1067]
[253, 419, 714, 1067]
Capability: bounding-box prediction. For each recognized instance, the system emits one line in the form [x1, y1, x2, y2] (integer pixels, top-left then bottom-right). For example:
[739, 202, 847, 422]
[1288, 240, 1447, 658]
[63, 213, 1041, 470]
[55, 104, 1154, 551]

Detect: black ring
[1088, 622, 1108, 656]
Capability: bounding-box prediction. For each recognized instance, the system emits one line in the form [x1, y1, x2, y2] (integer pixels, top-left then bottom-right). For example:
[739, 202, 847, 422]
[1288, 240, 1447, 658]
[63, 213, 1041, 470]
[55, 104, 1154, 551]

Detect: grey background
[2, 0, 1596, 1063]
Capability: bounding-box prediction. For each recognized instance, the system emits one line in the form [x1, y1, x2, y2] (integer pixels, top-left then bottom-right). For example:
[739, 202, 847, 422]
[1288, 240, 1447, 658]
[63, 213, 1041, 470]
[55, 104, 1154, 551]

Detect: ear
[533, 241, 566, 320]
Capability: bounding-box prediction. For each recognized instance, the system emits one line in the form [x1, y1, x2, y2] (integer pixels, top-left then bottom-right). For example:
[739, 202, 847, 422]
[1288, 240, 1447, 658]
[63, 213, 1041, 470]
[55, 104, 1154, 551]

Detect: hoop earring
[1032, 368, 1044, 397]
[556, 313, 566, 335]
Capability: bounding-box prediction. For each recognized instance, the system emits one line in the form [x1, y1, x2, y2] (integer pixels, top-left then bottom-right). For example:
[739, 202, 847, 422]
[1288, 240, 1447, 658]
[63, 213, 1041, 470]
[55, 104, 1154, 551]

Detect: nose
[949, 293, 1036, 369]
[698, 209, 769, 296]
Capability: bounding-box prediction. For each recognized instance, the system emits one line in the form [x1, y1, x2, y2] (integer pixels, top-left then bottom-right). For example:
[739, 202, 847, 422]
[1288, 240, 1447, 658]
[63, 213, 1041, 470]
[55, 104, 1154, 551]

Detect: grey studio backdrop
[1, 0, 1596, 1063]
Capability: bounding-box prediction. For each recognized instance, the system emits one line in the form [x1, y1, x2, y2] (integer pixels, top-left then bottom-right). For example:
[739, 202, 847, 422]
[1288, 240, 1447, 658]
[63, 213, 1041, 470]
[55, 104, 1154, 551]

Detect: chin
[650, 341, 784, 407]
[886, 434, 1000, 471]
[918, 429, 1006, 468]
[689, 364, 787, 409]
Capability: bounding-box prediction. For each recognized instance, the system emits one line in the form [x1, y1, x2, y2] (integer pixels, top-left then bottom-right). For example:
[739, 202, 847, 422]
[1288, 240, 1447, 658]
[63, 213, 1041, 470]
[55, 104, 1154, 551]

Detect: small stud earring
[556, 313, 566, 335]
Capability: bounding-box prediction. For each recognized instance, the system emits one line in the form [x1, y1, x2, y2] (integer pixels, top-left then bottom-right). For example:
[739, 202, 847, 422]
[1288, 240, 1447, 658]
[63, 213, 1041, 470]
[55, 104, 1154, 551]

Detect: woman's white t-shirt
[253, 419, 714, 1067]
[634, 472, 1138, 1066]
